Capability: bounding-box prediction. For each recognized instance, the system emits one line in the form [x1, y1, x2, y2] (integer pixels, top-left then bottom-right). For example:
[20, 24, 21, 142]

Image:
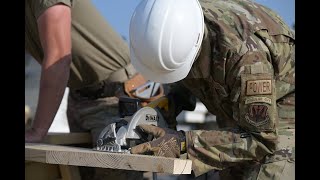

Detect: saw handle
[118, 97, 141, 118]
[134, 125, 154, 143]
[146, 96, 169, 111]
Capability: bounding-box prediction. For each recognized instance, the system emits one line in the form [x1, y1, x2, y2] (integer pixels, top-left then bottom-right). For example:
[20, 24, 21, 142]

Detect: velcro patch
[245, 104, 270, 126]
[245, 96, 271, 105]
[246, 80, 272, 95]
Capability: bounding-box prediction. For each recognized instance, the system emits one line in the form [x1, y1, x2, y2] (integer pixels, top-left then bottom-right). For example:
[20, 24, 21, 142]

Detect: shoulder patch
[246, 79, 272, 95]
[245, 104, 270, 126]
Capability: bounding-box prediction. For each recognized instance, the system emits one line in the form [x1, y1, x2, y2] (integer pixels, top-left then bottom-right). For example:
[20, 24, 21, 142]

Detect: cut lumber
[25, 143, 192, 174]
[43, 133, 92, 145]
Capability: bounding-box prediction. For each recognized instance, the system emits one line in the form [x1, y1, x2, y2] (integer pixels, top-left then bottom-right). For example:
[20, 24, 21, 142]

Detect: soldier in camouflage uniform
[129, 0, 295, 179]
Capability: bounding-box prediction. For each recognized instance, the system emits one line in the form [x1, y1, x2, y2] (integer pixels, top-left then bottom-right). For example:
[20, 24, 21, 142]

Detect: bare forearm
[32, 55, 71, 136]
[25, 4, 72, 142]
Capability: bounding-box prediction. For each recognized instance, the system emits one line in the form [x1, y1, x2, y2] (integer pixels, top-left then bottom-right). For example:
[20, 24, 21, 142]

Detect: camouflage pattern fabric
[170, 0, 295, 179]
[67, 92, 144, 180]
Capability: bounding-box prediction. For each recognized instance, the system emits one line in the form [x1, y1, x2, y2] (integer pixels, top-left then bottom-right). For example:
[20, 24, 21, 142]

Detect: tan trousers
[67, 92, 144, 180]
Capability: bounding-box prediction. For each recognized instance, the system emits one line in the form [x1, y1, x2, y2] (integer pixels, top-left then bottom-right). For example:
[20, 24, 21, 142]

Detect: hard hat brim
[131, 46, 193, 84]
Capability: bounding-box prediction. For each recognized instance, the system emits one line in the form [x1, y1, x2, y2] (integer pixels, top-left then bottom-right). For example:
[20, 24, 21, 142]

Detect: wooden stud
[25, 143, 192, 174]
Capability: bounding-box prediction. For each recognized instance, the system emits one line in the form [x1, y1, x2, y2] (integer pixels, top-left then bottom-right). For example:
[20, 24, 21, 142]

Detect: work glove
[130, 124, 186, 158]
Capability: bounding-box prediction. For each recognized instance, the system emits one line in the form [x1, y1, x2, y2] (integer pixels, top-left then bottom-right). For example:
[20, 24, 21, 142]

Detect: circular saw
[95, 96, 169, 153]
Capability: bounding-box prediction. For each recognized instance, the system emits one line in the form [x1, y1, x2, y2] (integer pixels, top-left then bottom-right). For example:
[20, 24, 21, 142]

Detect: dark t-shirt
[25, 0, 131, 90]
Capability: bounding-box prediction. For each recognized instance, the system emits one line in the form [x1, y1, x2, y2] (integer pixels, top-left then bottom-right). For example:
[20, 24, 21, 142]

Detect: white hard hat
[129, 0, 204, 83]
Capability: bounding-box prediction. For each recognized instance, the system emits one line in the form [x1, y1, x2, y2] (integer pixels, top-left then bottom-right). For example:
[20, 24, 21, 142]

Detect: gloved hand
[130, 124, 186, 158]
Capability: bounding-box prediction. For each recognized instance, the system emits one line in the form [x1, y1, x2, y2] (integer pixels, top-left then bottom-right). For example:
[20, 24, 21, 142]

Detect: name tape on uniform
[246, 80, 272, 95]
[245, 96, 272, 105]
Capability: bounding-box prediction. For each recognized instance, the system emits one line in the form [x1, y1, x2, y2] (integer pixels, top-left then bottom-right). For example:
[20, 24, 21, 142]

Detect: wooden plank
[25, 143, 192, 174]
[59, 165, 81, 180]
[25, 161, 61, 180]
[43, 132, 92, 145]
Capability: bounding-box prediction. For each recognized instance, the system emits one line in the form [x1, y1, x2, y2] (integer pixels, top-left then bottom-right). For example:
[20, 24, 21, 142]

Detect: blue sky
[92, 0, 295, 42]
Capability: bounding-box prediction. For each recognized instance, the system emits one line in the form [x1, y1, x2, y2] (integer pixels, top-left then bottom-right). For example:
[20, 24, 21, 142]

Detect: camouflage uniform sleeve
[186, 49, 278, 177]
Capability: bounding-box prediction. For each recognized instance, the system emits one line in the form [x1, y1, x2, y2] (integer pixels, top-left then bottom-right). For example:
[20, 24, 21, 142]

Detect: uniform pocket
[257, 160, 295, 180]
